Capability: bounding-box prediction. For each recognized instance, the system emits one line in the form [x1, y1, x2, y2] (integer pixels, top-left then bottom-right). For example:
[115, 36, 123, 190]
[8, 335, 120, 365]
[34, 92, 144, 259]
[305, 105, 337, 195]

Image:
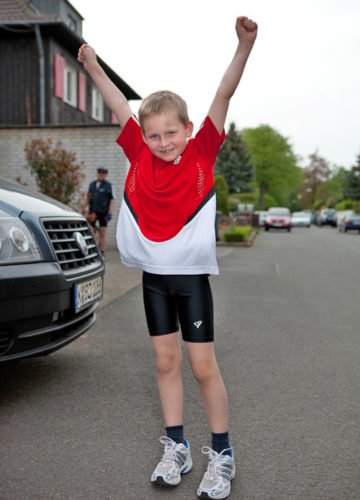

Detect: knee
[156, 351, 182, 376]
[191, 358, 218, 386]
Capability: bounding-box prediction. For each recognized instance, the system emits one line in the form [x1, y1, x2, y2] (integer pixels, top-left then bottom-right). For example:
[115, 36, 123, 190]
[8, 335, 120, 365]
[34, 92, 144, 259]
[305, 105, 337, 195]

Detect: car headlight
[0, 217, 41, 264]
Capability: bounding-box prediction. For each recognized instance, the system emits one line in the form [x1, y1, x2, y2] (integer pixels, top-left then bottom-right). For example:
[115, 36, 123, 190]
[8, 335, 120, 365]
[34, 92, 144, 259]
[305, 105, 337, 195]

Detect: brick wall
[0, 126, 129, 248]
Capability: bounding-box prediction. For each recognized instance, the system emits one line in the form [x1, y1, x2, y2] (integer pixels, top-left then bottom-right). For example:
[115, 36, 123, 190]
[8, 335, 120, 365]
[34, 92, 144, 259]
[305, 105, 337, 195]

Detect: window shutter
[54, 53, 65, 98]
[78, 72, 86, 111]
[111, 112, 118, 124]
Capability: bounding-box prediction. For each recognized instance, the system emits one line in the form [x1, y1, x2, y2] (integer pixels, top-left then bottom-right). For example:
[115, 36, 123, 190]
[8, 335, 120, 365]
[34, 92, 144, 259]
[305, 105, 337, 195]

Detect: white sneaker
[151, 436, 193, 486]
[197, 446, 235, 499]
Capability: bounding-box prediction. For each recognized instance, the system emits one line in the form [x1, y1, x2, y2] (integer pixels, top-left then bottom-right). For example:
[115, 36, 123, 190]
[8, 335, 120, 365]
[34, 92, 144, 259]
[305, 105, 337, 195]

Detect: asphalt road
[1, 226, 360, 500]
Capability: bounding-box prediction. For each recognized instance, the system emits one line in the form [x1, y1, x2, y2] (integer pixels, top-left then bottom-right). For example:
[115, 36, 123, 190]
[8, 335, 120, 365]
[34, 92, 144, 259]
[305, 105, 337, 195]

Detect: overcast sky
[71, 0, 360, 170]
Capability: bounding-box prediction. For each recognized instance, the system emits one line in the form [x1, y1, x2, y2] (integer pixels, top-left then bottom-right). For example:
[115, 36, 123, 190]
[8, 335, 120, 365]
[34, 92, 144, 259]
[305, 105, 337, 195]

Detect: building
[0, 0, 141, 247]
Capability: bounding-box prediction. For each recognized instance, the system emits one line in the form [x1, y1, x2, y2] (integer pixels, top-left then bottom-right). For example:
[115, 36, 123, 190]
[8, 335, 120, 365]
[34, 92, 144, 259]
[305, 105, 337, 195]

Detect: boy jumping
[78, 15, 257, 499]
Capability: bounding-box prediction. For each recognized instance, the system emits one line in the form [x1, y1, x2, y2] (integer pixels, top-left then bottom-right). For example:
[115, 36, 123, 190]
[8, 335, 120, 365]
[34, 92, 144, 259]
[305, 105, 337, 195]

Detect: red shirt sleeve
[194, 116, 226, 165]
[116, 115, 144, 163]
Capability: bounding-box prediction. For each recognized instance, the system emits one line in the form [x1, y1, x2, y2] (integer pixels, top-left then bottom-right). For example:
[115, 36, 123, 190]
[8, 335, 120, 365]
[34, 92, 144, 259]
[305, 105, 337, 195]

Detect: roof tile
[0, 0, 57, 22]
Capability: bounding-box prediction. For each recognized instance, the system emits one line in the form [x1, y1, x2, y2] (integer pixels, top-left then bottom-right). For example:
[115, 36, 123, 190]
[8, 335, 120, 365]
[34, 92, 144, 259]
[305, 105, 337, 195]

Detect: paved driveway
[1, 227, 359, 499]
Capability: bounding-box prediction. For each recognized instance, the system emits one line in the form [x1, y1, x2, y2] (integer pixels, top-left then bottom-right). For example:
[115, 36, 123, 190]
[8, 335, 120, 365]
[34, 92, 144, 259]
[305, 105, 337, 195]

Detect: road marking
[275, 262, 280, 275]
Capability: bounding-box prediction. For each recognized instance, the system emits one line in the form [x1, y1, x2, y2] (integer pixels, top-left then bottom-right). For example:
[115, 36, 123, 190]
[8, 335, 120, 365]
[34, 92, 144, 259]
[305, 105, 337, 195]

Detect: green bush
[224, 225, 253, 242]
[335, 199, 356, 211]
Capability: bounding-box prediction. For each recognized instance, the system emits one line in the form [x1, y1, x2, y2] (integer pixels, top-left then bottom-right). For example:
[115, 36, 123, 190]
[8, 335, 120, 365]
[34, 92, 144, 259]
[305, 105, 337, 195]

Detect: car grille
[0, 327, 13, 355]
[42, 218, 101, 273]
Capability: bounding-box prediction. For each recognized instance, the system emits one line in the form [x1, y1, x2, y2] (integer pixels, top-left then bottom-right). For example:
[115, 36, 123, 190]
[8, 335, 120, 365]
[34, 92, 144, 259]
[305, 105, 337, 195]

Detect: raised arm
[78, 44, 132, 128]
[209, 16, 258, 134]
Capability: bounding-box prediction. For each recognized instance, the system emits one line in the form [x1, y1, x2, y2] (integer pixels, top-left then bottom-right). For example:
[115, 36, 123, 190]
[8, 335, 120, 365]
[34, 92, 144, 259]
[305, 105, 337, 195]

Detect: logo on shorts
[194, 321, 202, 329]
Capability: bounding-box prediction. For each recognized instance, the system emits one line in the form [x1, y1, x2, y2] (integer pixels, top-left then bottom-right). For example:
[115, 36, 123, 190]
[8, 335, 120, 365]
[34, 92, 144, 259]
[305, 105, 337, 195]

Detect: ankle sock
[211, 431, 232, 456]
[166, 425, 184, 444]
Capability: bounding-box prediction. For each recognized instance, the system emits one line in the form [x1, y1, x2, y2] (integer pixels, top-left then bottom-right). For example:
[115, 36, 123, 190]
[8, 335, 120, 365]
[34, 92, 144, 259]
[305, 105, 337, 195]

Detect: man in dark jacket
[85, 166, 115, 255]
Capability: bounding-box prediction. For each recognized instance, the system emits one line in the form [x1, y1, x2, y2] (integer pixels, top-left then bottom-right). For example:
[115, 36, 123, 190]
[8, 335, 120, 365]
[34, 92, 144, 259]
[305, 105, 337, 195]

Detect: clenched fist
[77, 44, 97, 71]
[235, 16, 258, 45]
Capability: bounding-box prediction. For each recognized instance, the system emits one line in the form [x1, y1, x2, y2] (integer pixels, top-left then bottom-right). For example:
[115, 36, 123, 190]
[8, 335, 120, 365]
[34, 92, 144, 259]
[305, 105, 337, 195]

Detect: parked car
[255, 210, 267, 227]
[0, 178, 105, 362]
[291, 211, 311, 227]
[264, 207, 292, 232]
[316, 208, 337, 227]
[338, 214, 360, 233]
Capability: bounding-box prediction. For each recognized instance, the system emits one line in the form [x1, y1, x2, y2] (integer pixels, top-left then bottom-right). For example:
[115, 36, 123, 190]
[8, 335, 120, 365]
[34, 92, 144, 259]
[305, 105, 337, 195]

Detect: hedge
[224, 225, 253, 242]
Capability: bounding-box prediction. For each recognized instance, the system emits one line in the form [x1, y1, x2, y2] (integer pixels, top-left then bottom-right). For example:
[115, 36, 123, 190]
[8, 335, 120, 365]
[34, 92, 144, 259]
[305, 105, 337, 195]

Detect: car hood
[0, 178, 80, 218]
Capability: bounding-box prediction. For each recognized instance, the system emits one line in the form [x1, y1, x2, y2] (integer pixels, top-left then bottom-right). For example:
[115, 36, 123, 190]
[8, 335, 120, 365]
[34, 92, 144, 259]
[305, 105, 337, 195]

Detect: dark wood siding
[0, 33, 40, 126]
[48, 37, 111, 126]
[0, 26, 132, 127]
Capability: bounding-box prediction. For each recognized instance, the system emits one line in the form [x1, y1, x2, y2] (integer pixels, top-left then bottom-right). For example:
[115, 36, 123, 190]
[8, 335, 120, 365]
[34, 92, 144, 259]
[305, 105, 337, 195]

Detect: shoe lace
[158, 436, 178, 466]
[201, 446, 232, 481]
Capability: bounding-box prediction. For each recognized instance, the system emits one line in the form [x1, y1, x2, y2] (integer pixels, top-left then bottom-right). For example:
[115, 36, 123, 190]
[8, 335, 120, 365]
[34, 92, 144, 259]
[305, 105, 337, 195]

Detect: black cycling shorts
[142, 272, 214, 342]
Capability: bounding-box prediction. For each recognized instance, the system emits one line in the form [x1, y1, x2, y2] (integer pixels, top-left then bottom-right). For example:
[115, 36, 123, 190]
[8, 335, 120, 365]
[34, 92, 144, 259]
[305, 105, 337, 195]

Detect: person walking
[85, 166, 115, 256]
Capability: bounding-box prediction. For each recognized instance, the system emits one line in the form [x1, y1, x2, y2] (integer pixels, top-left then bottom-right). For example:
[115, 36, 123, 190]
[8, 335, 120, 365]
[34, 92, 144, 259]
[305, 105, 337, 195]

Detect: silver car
[291, 211, 311, 227]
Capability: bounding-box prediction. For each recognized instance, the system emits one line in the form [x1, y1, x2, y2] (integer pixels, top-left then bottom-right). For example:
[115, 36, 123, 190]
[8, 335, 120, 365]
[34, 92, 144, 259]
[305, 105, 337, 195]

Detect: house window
[92, 87, 104, 121]
[64, 64, 77, 107]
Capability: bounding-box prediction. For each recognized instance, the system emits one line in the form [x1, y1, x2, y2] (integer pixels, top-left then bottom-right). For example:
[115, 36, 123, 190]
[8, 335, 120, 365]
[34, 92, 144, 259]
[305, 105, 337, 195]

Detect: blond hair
[138, 90, 189, 130]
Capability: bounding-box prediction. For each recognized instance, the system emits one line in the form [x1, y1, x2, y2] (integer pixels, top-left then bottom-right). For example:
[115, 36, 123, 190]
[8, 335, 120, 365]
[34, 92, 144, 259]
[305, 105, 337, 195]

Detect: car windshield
[323, 209, 335, 214]
[349, 215, 360, 221]
[292, 213, 306, 217]
[268, 209, 289, 216]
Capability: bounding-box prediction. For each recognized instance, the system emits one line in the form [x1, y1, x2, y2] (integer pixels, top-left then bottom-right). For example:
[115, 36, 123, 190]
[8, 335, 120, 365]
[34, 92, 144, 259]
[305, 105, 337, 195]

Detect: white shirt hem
[120, 256, 219, 275]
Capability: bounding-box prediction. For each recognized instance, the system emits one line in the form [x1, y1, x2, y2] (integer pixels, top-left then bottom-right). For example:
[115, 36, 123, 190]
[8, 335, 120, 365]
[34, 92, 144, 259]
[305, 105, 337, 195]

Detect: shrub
[353, 201, 360, 213]
[224, 225, 253, 242]
[24, 138, 84, 208]
[335, 199, 357, 211]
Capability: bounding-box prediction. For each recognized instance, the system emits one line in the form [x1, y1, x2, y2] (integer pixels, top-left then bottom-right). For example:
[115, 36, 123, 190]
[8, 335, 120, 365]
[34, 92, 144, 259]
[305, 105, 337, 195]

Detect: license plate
[75, 276, 103, 313]
[273, 222, 282, 227]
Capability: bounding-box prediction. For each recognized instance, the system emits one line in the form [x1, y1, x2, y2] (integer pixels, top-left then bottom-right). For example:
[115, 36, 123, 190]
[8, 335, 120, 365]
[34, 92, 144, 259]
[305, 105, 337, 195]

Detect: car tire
[265, 227, 269, 231]
[288, 227, 291, 232]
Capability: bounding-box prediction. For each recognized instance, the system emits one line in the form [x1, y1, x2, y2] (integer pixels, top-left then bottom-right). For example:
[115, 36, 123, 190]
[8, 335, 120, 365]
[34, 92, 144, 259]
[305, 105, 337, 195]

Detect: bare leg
[151, 332, 183, 427]
[99, 227, 107, 252]
[185, 341, 228, 433]
[90, 225, 99, 246]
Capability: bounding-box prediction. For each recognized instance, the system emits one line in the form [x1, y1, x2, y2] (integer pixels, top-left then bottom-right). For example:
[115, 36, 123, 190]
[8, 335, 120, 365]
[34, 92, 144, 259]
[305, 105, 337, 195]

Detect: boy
[78, 15, 257, 499]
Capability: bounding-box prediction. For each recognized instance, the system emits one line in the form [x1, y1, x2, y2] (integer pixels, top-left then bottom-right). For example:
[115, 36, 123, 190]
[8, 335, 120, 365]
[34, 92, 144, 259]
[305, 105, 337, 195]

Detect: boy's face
[141, 112, 193, 163]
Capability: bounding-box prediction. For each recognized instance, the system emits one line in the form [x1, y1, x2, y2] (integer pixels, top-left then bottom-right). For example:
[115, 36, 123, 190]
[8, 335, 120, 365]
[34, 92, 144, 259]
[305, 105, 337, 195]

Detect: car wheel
[288, 227, 291, 232]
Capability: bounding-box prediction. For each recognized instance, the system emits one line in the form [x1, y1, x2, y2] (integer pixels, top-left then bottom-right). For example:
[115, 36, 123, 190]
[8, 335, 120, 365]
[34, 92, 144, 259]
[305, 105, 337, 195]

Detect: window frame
[91, 86, 104, 121]
[63, 63, 78, 107]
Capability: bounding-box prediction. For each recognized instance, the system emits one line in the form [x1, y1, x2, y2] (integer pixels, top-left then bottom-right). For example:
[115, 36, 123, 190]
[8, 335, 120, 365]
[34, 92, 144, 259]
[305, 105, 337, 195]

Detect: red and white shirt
[116, 115, 225, 274]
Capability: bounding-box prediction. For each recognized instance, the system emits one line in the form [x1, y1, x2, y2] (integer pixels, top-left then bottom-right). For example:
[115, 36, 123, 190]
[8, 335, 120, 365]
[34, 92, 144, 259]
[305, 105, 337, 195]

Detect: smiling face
[141, 112, 193, 163]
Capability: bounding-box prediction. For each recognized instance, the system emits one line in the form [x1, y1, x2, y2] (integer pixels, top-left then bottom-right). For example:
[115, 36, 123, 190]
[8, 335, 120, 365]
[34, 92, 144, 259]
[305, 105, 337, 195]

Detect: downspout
[34, 24, 45, 125]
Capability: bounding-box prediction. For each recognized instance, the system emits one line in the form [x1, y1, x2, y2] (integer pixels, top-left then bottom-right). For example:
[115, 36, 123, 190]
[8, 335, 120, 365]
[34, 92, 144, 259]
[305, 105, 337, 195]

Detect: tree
[242, 125, 302, 209]
[215, 122, 255, 193]
[24, 138, 84, 207]
[344, 153, 360, 201]
[214, 175, 229, 215]
[316, 166, 347, 208]
[298, 151, 331, 208]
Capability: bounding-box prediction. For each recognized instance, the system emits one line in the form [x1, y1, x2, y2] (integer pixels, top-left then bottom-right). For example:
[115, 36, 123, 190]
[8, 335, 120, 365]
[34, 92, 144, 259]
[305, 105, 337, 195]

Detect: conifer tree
[215, 122, 254, 193]
[344, 153, 360, 200]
